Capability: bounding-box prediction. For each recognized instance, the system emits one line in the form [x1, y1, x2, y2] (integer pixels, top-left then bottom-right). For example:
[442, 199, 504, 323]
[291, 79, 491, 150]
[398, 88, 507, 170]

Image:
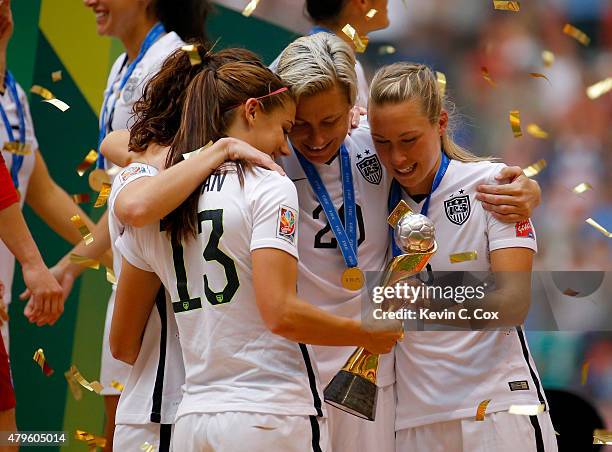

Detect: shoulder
[248, 167, 297, 192]
[108, 53, 127, 80]
[449, 159, 506, 185]
[143, 32, 185, 68]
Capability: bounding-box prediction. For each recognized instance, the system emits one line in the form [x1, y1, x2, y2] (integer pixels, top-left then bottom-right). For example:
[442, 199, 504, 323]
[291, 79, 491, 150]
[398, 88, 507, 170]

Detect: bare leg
[103, 395, 120, 452]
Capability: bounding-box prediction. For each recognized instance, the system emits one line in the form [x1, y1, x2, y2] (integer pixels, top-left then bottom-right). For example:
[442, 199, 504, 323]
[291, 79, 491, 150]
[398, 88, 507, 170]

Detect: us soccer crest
[356, 151, 382, 185]
[444, 195, 471, 225]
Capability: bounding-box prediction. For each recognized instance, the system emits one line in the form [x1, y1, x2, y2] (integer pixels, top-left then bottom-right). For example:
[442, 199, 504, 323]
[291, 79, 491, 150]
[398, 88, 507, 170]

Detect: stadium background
[7, 1, 611, 450]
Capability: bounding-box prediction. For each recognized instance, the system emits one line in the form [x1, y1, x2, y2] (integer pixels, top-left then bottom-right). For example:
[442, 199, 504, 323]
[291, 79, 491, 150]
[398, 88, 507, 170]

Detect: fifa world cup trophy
[323, 201, 437, 421]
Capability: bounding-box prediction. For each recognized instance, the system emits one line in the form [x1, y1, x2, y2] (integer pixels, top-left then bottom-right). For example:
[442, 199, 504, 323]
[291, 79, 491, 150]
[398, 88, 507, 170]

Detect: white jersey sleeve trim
[115, 228, 155, 273]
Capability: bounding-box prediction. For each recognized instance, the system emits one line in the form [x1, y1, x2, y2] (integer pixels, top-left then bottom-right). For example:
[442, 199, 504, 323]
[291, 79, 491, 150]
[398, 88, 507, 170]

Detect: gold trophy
[323, 201, 437, 421]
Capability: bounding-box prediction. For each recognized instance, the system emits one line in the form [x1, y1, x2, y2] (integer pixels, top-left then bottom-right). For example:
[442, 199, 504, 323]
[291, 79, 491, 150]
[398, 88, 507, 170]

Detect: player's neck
[121, 17, 160, 62]
[405, 153, 442, 196]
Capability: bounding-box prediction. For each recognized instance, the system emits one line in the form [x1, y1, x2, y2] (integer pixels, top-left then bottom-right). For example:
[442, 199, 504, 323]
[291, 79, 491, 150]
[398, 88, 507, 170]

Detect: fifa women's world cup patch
[277, 205, 297, 244]
[119, 165, 147, 183]
[515, 220, 534, 238]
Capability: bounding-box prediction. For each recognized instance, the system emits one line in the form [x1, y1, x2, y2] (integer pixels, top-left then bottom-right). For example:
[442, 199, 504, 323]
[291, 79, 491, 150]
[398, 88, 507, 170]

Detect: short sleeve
[115, 225, 156, 272]
[109, 162, 159, 210]
[0, 153, 18, 210]
[249, 171, 299, 259]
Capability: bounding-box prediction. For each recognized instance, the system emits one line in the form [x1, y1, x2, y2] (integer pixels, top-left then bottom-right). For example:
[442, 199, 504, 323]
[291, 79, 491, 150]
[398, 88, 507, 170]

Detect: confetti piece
[522, 159, 547, 177]
[106, 267, 117, 284]
[67, 365, 104, 394]
[241, 0, 260, 17]
[555, 430, 560, 436]
[572, 182, 592, 194]
[30, 84, 54, 100]
[70, 254, 100, 270]
[508, 404, 545, 416]
[526, 124, 549, 139]
[593, 430, 612, 445]
[141, 442, 156, 452]
[183, 140, 213, 160]
[2, 141, 31, 155]
[71, 193, 91, 204]
[436, 71, 447, 97]
[563, 24, 590, 46]
[94, 183, 111, 208]
[365, 9, 378, 20]
[42, 98, 70, 112]
[450, 251, 478, 264]
[476, 399, 491, 421]
[51, 70, 62, 82]
[581, 361, 589, 385]
[64, 368, 83, 401]
[110, 380, 124, 392]
[342, 24, 369, 53]
[181, 44, 201, 66]
[33, 348, 54, 376]
[493, 1, 520, 12]
[586, 77, 612, 100]
[377, 45, 396, 55]
[76, 150, 98, 176]
[541, 50, 555, 67]
[563, 288, 580, 297]
[585, 218, 612, 238]
[529, 72, 551, 84]
[70, 215, 94, 245]
[509, 110, 522, 138]
[481, 67, 496, 87]
[75, 430, 107, 449]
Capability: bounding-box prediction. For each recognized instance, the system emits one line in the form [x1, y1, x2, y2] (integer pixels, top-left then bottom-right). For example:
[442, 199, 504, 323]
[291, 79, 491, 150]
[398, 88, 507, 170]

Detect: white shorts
[100, 290, 132, 396]
[327, 383, 395, 452]
[396, 410, 558, 452]
[173, 412, 328, 452]
[114, 423, 173, 452]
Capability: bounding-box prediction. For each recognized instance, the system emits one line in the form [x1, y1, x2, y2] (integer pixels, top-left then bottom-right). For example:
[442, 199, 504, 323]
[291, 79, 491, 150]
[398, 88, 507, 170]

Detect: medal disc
[88, 168, 110, 192]
[342, 267, 365, 291]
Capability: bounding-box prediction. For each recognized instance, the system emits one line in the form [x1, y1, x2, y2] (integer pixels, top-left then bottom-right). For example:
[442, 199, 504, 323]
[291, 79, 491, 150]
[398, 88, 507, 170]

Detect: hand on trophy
[362, 326, 403, 354]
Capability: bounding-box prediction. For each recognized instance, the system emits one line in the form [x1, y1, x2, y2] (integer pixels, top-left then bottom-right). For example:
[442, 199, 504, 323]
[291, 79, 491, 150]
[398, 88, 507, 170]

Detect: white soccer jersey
[109, 163, 184, 425]
[279, 119, 395, 387]
[0, 81, 38, 307]
[116, 166, 326, 420]
[394, 159, 546, 430]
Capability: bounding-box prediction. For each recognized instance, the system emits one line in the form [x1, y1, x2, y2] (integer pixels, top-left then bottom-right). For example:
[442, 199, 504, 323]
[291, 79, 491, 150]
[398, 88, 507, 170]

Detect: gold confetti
[522, 159, 547, 177]
[106, 267, 117, 284]
[33, 348, 54, 376]
[529, 72, 551, 84]
[581, 361, 589, 385]
[593, 430, 612, 445]
[65, 368, 83, 401]
[181, 44, 201, 66]
[89, 168, 111, 192]
[42, 98, 70, 112]
[450, 251, 478, 264]
[572, 182, 592, 194]
[563, 23, 590, 46]
[377, 45, 396, 55]
[51, 70, 62, 82]
[75, 430, 107, 449]
[476, 399, 491, 421]
[70, 215, 94, 245]
[69, 254, 100, 270]
[141, 442, 155, 452]
[110, 380, 124, 392]
[586, 77, 612, 100]
[67, 365, 104, 394]
[481, 67, 496, 87]
[71, 193, 91, 204]
[30, 84, 54, 100]
[182, 140, 213, 160]
[94, 183, 111, 208]
[508, 404, 545, 416]
[76, 150, 98, 176]
[436, 71, 447, 97]
[241, 0, 260, 17]
[526, 124, 549, 139]
[509, 110, 522, 138]
[342, 24, 369, 53]
[563, 288, 580, 297]
[585, 218, 612, 238]
[541, 50, 555, 67]
[365, 8, 378, 20]
[493, 1, 520, 12]
[2, 141, 31, 155]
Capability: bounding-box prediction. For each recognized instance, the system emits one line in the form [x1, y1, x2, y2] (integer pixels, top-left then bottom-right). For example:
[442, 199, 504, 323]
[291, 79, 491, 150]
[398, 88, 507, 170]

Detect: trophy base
[323, 370, 378, 421]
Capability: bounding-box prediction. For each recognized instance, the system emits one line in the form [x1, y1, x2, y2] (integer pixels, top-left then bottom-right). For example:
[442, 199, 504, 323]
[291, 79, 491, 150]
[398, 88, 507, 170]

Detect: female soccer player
[113, 49, 401, 451]
[368, 62, 557, 451]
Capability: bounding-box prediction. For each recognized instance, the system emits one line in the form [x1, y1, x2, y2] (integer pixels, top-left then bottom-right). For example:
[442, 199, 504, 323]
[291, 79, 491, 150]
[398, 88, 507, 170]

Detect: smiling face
[288, 83, 352, 164]
[369, 98, 448, 194]
[83, 0, 149, 37]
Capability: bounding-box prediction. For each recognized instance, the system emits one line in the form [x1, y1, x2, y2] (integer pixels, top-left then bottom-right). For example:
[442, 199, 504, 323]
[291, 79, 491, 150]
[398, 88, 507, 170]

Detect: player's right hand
[364, 327, 404, 355]
[20, 262, 64, 326]
[221, 137, 286, 176]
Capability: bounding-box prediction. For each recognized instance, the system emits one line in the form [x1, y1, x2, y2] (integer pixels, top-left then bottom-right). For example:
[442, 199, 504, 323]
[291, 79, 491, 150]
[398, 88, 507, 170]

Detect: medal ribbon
[295, 144, 358, 268]
[0, 71, 26, 188]
[308, 25, 333, 35]
[96, 22, 165, 169]
[388, 151, 450, 256]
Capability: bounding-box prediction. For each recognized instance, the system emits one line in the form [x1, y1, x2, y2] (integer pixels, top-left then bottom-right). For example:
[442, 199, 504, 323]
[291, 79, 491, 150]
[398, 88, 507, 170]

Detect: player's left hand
[475, 166, 541, 223]
[348, 106, 366, 134]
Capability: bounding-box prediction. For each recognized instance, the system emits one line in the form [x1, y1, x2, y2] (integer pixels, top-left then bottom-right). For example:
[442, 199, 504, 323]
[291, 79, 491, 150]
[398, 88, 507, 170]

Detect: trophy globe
[394, 213, 436, 253]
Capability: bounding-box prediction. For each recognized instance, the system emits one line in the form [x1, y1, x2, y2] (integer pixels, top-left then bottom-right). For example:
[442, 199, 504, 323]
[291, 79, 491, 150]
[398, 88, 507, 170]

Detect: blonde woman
[368, 62, 557, 452]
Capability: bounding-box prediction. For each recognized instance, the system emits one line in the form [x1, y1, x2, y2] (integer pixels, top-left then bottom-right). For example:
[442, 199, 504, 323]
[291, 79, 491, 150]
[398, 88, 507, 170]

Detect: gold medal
[342, 267, 364, 291]
[88, 168, 110, 192]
